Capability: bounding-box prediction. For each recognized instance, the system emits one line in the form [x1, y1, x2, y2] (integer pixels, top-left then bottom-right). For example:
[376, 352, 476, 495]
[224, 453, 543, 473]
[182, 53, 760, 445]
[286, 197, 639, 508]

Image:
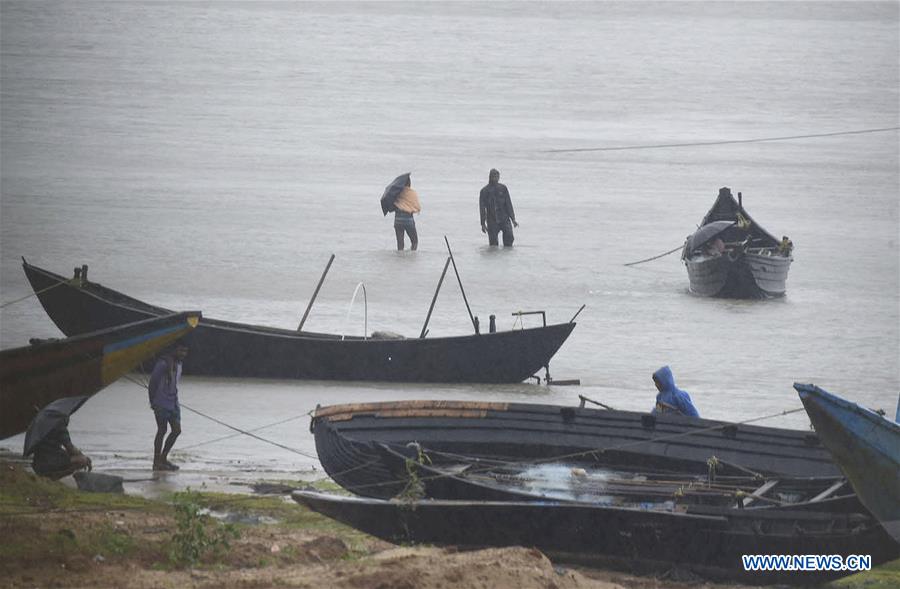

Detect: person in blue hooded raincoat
[651, 365, 700, 417]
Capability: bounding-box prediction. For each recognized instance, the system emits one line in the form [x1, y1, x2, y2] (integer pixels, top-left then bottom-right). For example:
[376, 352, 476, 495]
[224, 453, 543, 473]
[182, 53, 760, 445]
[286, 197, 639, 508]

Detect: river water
[1, 1, 897, 484]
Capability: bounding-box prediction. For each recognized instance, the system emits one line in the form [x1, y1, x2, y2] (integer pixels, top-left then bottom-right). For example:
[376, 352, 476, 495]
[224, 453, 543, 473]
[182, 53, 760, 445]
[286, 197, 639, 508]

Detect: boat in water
[796, 383, 900, 542]
[682, 187, 793, 298]
[0, 311, 200, 439]
[310, 399, 840, 499]
[293, 490, 898, 584]
[21, 259, 576, 383]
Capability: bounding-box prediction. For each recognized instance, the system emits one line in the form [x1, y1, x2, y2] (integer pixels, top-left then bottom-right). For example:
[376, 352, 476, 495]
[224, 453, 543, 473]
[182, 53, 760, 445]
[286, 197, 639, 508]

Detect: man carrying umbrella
[24, 396, 93, 480]
[381, 173, 421, 251]
[479, 168, 518, 247]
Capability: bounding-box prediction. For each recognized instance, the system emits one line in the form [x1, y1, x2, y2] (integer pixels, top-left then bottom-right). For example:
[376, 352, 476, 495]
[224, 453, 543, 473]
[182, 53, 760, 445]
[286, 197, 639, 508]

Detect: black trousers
[395, 222, 418, 250]
[487, 219, 514, 246]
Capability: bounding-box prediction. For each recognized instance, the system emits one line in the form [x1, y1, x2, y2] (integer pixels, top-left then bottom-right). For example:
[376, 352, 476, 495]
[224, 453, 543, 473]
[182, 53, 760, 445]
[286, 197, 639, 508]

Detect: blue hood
[652, 365, 700, 418]
[653, 365, 676, 392]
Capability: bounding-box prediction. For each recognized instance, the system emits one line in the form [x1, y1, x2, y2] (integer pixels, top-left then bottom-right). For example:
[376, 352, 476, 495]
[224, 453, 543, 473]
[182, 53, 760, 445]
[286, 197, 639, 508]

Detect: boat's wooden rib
[22, 260, 575, 383]
[374, 442, 854, 509]
[0, 311, 200, 439]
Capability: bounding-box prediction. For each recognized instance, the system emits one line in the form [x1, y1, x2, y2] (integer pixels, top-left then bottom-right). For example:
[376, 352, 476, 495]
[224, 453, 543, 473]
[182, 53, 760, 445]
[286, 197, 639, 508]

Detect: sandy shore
[1, 459, 896, 589]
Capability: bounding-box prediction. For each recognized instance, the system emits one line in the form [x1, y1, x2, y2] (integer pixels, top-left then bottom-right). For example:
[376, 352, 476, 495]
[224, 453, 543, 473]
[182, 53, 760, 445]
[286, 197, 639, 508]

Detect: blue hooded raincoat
[651, 366, 700, 417]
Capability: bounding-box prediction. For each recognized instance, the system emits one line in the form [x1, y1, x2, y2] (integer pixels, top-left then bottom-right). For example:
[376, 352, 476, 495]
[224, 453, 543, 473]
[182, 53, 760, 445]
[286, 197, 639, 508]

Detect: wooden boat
[310, 399, 840, 499]
[796, 383, 900, 542]
[375, 442, 858, 509]
[0, 311, 200, 439]
[682, 187, 792, 298]
[21, 259, 576, 383]
[293, 490, 899, 584]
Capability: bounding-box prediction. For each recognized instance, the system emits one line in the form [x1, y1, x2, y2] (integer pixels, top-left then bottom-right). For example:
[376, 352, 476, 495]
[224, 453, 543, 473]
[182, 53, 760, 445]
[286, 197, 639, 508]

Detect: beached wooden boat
[22, 259, 575, 383]
[293, 490, 898, 584]
[796, 383, 900, 542]
[682, 187, 792, 298]
[0, 312, 200, 439]
[310, 400, 840, 499]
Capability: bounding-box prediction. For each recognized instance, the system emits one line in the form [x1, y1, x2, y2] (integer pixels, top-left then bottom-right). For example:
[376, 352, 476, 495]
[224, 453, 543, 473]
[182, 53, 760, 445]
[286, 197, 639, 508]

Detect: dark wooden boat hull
[22, 260, 575, 383]
[797, 383, 900, 542]
[293, 491, 899, 584]
[311, 400, 840, 499]
[684, 252, 791, 298]
[0, 312, 200, 439]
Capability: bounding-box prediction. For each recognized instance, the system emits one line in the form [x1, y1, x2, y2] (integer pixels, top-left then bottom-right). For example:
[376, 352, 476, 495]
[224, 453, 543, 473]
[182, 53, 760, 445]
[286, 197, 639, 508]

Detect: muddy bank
[1, 460, 897, 589]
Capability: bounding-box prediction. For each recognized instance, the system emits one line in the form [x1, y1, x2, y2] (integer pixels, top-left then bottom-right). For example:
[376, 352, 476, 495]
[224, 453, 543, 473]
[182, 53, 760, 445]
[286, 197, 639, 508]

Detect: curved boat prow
[0, 311, 201, 439]
[796, 383, 900, 542]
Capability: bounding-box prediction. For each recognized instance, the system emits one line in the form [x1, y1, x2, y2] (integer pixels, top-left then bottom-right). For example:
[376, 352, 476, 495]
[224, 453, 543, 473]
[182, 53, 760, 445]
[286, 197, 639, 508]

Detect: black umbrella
[686, 220, 736, 252]
[23, 395, 89, 457]
[380, 173, 411, 216]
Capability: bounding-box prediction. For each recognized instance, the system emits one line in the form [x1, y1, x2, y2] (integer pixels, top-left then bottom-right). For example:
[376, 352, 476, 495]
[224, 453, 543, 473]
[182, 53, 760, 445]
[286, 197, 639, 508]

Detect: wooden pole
[420, 257, 451, 338]
[444, 236, 477, 332]
[297, 254, 335, 331]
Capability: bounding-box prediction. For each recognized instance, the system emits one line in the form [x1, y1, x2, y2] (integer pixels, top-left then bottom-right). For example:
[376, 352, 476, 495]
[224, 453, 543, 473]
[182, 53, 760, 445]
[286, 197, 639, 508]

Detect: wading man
[479, 168, 518, 247]
[148, 344, 188, 471]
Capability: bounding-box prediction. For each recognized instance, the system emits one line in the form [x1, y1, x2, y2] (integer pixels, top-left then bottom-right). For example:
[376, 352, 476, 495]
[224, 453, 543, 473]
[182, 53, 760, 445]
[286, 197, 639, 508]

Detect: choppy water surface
[1, 1, 897, 482]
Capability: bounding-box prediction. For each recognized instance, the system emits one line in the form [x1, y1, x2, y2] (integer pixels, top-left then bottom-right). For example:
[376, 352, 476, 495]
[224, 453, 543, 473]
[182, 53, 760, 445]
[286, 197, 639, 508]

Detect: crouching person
[32, 418, 92, 480]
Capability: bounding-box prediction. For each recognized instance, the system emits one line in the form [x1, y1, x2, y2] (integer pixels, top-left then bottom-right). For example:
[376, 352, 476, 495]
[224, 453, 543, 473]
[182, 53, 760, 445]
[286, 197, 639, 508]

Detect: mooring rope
[180, 413, 312, 450]
[624, 244, 684, 267]
[0, 278, 71, 309]
[543, 125, 900, 154]
[178, 403, 319, 460]
[121, 374, 319, 460]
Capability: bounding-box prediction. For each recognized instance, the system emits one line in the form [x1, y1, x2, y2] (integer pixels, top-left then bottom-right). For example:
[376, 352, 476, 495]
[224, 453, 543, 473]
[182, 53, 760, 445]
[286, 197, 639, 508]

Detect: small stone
[271, 544, 281, 553]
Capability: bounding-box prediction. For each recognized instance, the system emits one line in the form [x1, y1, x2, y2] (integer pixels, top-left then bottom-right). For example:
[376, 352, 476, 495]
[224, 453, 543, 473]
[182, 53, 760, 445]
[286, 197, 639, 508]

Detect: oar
[420, 257, 451, 338]
[297, 254, 335, 331]
[444, 236, 477, 333]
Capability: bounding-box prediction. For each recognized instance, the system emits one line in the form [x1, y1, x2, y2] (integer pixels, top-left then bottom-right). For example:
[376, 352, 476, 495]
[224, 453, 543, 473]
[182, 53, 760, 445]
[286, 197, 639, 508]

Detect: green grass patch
[829, 558, 900, 589]
[91, 522, 137, 557]
[0, 462, 162, 515]
[0, 514, 142, 565]
[307, 478, 347, 493]
[172, 490, 373, 549]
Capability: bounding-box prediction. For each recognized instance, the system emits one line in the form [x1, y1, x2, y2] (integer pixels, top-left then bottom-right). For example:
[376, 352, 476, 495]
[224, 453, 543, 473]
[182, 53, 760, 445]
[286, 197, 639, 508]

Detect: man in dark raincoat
[479, 169, 518, 247]
[650, 365, 700, 417]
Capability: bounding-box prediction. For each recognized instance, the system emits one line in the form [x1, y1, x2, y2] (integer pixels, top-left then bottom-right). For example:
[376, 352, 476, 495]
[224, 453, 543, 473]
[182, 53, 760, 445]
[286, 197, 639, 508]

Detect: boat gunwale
[313, 400, 824, 442]
[0, 310, 200, 357]
[796, 383, 900, 436]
